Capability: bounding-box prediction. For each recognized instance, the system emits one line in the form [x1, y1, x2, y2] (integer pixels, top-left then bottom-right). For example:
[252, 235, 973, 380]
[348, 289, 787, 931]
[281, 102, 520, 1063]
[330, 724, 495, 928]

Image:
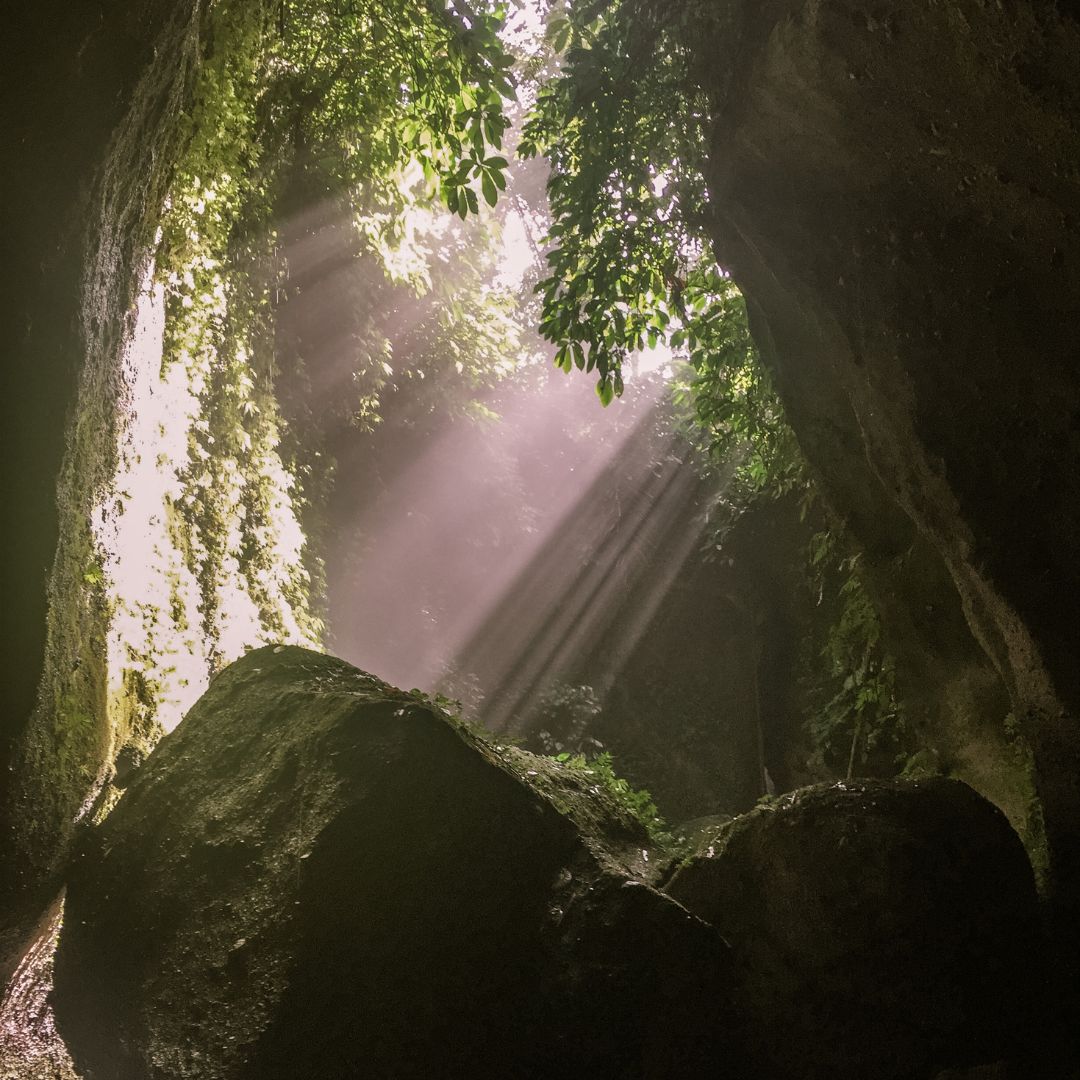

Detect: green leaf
[549, 17, 572, 53]
[493, 74, 517, 100]
[546, 16, 568, 43]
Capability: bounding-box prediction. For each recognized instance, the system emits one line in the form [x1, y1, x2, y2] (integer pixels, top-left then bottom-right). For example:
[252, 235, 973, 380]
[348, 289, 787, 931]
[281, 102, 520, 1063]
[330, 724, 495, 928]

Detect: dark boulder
[663, 778, 1047, 1079]
[53, 645, 740, 1080]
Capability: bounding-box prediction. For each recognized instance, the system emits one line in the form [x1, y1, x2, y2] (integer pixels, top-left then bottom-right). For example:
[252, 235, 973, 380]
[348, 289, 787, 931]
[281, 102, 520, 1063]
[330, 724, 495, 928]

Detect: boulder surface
[53, 645, 738, 1080]
[53, 649, 1052, 1078]
[664, 778, 1047, 1079]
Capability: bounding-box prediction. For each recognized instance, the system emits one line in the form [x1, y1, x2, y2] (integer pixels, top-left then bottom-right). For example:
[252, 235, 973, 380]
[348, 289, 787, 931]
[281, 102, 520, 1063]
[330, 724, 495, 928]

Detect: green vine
[802, 531, 906, 778]
[97, 0, 522, 730]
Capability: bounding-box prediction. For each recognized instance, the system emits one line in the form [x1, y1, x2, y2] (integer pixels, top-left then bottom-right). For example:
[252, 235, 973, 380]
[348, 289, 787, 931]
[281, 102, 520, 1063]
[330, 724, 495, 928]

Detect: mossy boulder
[663, 778, 1047, 1079]
[53, 645, 740, 1079]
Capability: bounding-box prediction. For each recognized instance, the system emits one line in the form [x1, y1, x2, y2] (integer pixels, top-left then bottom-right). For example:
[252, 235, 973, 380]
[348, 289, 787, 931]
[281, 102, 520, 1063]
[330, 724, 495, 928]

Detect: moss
[7, 518, 113, 891]
[1002, 715, 1050, 890]
[107, 669, 166, 764]
[497, 747, 660, 864]
[1, 1, 205, 923]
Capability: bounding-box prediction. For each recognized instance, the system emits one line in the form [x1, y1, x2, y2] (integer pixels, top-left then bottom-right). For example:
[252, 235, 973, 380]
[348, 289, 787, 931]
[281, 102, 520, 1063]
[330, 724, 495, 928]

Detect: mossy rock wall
[0, 0, 205, 976]
[690, 0, 1080, 951]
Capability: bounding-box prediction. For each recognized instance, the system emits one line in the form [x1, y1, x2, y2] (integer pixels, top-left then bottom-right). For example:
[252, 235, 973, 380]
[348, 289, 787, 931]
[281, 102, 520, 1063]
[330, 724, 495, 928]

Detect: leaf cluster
[521, 2, 710, 401]
[802, 533, 905, 776]
[260, 0, 518, 220]
[161, 0, 520, 285]
[520, 0, 797, 496]
[553, 749, 667, 840]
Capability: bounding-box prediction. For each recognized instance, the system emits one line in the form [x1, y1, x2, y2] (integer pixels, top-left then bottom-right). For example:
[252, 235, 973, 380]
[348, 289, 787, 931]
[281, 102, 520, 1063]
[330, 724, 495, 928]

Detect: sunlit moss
[96, 236, 324, 738]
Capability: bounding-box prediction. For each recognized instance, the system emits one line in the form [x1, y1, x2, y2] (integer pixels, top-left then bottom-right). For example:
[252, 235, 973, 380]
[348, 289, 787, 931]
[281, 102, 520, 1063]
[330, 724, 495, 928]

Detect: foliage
[522, 2, 703, 394]
[163, 0, 518, 262]
[156, 0, 523, 457]
[802, 531, 905, 777]
[83, 0, 527, 741]
[267, 0, 515, 214]
[554, 750, 668, 841]
[347, 215, 524, 430]
[520, 0, 917, 791]
[533, 681, 604, 755]
[521, 0, 799, 496]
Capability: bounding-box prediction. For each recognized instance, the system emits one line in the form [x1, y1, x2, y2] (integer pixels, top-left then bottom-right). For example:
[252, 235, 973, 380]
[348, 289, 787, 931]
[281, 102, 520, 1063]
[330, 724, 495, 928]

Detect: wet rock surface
[665, 778, 1049, 1079]
[688, 0, 1080, 943]
[53, 646, 738, 1080]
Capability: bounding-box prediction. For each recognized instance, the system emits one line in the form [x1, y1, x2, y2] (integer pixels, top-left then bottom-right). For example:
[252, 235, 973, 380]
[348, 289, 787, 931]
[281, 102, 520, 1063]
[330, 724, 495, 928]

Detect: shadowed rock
[53, 645, 739, 1080]
[664, 778, 1048, 1079]
[688, 0, 1080, 945]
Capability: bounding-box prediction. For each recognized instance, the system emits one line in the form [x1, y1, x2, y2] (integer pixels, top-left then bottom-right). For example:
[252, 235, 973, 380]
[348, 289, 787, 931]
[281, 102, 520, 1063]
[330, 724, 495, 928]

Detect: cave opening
[3, 0, 1080, 1077]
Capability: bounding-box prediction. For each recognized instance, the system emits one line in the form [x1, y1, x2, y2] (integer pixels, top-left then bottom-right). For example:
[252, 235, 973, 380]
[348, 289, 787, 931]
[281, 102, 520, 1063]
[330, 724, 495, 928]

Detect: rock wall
[0, 0, 205, 975]
[692, 0, 1080, 950]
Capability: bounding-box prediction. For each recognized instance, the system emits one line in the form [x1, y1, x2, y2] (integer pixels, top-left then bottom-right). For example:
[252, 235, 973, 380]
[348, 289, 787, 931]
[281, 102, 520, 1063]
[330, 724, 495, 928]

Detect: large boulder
[53, 645, 740, 1079]
[663, 778, 1047, 1079]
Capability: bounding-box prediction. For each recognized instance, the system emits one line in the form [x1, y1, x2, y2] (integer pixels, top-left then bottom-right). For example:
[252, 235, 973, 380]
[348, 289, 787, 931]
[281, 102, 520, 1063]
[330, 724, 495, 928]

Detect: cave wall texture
[686, 0, 1080, 957]
[0, 0, 205, 974]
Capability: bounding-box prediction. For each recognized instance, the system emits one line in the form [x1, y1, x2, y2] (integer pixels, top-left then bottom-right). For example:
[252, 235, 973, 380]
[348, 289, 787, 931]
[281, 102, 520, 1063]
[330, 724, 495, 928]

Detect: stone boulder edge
[663, 777, 1048, 1079]
[52, 645, 741, 1079]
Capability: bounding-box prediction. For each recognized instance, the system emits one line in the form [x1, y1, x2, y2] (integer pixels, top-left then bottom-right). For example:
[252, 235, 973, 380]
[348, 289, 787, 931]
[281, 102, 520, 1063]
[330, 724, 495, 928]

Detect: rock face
[53, 646, 738, 1080]
[686, 0, 1080, 948]
[1, 0, 204, 977]
[664, 778, 1047, 1079]
[2, 0, 201, 761]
